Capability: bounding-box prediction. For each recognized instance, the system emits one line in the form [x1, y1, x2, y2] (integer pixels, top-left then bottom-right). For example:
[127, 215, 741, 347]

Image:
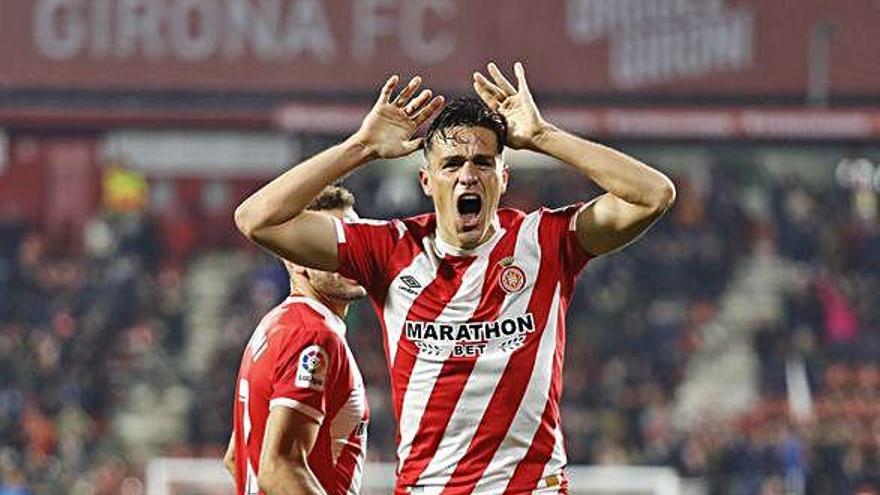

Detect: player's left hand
[472, 61, 549, 150]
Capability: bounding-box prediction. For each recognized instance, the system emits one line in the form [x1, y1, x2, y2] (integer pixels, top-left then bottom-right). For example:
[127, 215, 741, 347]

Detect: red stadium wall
[0, 0, 877, 97]
[0, 132, 266, 254]
[0, 135, 101, 246]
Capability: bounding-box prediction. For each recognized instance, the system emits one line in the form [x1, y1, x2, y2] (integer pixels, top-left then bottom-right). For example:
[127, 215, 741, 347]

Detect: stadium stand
[2, 153, 878, 494]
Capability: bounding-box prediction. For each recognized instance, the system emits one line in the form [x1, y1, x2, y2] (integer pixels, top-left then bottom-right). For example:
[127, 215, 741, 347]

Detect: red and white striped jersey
[232, 296, 369, 495]
[334, 206, 592, 494]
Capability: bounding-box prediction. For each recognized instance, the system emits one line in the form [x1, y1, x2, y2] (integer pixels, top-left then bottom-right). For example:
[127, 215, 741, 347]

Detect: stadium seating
[1, 161, 878, 494]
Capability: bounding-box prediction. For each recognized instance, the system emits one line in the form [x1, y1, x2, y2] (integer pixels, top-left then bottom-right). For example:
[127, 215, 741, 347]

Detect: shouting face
[421, 126, 508, 250]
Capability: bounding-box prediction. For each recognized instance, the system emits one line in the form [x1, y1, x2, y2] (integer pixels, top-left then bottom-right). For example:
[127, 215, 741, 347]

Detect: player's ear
[419, 166, 432, 196]
[500, 162, 509, 195]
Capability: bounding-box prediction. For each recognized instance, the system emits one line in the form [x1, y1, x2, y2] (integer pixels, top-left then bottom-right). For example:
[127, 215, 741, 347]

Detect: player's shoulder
[535, 203, 584, 216]
[498, 207, 528, 226]
[532, 203, 586, 229]
[400, 212, 437, 237]
[341, 215, 412, 243]
[266, 297, 346, 344]
[360, 212, 437, 247]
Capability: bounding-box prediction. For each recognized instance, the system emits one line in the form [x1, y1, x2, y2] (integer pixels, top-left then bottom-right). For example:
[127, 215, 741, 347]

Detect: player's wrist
[343, 133, 380, 162]
[527, 121, 559, 151]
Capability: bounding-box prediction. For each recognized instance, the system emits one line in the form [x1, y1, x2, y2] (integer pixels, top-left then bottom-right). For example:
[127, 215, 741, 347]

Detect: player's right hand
[473, 62, 548, 151]
[351, 75, 444, 159]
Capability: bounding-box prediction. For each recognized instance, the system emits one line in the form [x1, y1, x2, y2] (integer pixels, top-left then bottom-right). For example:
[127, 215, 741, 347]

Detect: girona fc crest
[498, 259, 526, 294]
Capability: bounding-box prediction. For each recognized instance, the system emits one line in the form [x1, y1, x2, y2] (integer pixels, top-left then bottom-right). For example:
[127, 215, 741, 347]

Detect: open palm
[355, 75, 444, 159]
[472, 62, 547, 150]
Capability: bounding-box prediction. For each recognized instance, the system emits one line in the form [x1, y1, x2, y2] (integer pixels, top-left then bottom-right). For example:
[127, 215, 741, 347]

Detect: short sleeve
[541, 203, 594, 276]
[269, 331, 348, 424]
[333, 217, 400, 292]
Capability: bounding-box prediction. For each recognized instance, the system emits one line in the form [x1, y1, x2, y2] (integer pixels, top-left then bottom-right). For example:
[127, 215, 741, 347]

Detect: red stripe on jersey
[390, 256, 476, 421]
[329, 427, 367, 494]
[440, 213, 564, 494]
[395, 358, 476, 489]
[503, 401, 559, 494]
[309, 424, 335, 490]
[503, 305, 567, 494]
[396, 223, 523, 488]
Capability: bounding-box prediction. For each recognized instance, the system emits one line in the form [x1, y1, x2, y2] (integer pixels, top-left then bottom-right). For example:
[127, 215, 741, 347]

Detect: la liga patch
[295, 345, 329, 391]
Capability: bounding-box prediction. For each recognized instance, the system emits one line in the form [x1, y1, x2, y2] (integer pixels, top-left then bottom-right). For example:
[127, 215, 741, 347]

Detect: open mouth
[456, 194, 482, 231]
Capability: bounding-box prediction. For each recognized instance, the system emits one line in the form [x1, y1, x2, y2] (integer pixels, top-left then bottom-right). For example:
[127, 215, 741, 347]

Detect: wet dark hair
[423, 96, 507, 156]
[305, 185, 355, 212]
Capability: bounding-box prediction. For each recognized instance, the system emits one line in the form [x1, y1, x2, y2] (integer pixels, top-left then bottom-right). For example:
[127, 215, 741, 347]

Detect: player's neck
[436, 222, 497, 251]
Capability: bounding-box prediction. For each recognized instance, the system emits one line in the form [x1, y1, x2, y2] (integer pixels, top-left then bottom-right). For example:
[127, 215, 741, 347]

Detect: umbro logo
[398, 275, 423, 295]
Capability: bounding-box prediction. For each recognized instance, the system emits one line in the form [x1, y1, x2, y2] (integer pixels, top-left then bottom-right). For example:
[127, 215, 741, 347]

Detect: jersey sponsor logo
[295, 345, 328, 391]
[404, 313, 536, 356]
[497, 256, 527, 293]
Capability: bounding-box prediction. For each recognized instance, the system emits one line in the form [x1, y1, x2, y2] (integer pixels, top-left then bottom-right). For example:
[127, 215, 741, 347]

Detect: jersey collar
[287, 296, 347, 336]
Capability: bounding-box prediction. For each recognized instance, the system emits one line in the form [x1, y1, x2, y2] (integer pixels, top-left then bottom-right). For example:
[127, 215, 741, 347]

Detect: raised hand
[353, 75, 445, 159]
[472, 62, 549, 150]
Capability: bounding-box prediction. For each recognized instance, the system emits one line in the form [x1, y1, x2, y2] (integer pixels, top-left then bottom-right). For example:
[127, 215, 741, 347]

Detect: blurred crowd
[1, 156, 879, 495]
[0, 208, 173, 494]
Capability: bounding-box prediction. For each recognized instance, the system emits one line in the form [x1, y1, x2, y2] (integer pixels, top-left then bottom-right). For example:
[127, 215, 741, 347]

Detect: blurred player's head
[420, 97, 509, 249]
[284, 186, 367, 310]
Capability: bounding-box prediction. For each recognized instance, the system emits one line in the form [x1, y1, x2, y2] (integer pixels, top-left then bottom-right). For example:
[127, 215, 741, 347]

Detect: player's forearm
[532, 125, 675, 211]
[222, 435, 236, 481]
[258, 462, 327, 495]
[234, 136, 374, 238]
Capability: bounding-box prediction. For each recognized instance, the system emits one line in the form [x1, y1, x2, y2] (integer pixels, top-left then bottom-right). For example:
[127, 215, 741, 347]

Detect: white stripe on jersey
[413, 211, 543, 488]
[496, 210, 542, 318]
[344, 336, 368, 495]
[396, 241, 499, 472]
[328, 389, 367, 464]
[329, 350, 367, 464]
[382, 247, 437, 364]
[332, 217, 347, 243]
[478, 283, 563, 493]
[268, 398, 324, 423]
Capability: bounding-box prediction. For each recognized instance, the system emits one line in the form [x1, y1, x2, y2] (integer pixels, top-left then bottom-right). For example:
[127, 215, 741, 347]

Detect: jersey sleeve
[332, 217, 400, 292]
[269, 331, 349, 424]
[541, 203, 594, 276]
